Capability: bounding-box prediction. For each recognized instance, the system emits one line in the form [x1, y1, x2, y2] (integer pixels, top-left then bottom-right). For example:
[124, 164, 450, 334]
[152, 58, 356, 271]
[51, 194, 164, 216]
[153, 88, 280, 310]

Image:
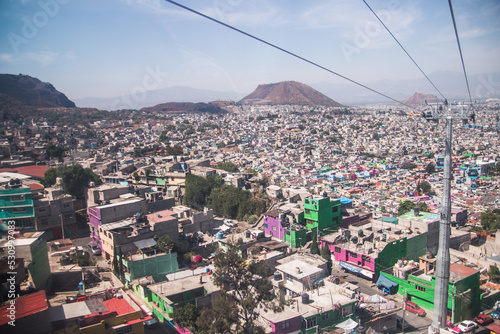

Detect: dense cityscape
[1, 88, 500, 334]
[1, 1, 500, 334]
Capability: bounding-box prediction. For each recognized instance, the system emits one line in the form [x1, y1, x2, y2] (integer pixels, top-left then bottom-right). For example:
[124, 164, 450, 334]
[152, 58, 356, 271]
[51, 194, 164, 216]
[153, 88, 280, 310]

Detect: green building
[380, 262, 480, 323]
[0, 188, 35, 232]
[122, 251, 179, 283]
[303, 196, 341, 235]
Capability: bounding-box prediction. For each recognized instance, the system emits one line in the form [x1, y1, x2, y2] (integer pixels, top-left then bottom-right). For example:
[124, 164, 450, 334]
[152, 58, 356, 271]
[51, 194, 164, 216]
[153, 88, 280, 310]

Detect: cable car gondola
[436, 157, 444, 169]
[466, 167, 479, 179]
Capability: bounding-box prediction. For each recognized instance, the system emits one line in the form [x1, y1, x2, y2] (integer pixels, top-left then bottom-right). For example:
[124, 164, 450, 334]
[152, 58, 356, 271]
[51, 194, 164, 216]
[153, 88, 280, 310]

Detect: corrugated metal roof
[0, 290, 48, 326]
[133, 238, 156, 250]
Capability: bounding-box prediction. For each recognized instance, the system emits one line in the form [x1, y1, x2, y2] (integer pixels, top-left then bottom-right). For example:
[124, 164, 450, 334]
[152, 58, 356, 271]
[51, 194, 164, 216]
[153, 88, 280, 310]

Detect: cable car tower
[423, 101, 474, 333]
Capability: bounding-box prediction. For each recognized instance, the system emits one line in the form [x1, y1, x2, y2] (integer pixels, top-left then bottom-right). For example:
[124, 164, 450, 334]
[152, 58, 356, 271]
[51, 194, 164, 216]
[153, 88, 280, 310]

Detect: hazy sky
[1, 0, 499, 100]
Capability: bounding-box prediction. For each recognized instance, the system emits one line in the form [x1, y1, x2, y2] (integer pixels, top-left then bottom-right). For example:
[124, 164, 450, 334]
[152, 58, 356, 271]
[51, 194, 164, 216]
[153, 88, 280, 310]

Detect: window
[349, 251, 357, 259]
[11, 195, 25, 201]
[305, 199, 310, 204]
[12, 207, 27, 213]
[306, 317, 317, 329]
[115, 325, 133, 334]
[335, 247, 341, 253]
[285, 274, 294, 284]
[272, 226, 277, 231]
[63, 203, 70, 208]
[264, 224, 268, 229]
[38, 208, 46, 213]
[282, 320, 290, 329]
[341, 305, 352, 317]
[332, 206, 338, 213]
[416, 285, 426, 292]
[305, 209, 310, 214]
[322, 311, 330, 321]
[362, 255, 371, 263]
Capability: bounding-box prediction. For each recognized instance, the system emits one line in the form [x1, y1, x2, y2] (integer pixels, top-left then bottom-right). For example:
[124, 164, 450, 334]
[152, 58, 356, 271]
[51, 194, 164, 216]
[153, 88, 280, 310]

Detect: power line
[447, 0, 473, 105]
[163, 0, 415, 109]
[361, 0, 447, 102]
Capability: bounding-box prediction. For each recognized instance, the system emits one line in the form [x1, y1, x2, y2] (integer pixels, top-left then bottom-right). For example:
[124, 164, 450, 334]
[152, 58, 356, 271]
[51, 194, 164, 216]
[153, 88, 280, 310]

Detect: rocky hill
[402, 92, 440, 106]
[239, 81, 343, 107]
[0, 74, 76, 113]
[142, 102, 227, 114]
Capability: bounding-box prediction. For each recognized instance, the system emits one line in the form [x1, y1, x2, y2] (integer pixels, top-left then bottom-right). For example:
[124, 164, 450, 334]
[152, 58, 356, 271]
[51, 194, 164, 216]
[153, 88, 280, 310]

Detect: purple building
[88, 198, 147, 253]
[263, 209, 288, 241]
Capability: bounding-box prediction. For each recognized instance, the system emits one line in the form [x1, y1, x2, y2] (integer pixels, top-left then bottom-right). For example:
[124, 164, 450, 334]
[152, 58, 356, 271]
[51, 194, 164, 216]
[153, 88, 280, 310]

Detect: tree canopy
[211, 244, 282, 333]
[156, 235, 174, 253]
[480, 209, 500, 231]
[401, 161, 417, 170]
[398, 200, 429, 216]
[215, 161, 239, 173]
[41, 164, 102, 199]
[425, 162, 436, 174]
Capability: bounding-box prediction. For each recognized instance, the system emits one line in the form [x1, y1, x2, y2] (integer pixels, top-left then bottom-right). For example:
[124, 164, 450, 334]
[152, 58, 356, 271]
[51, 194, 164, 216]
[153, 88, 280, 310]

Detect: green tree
[41, 164, 101, 199]
[310, 238, 320, 255]
[420, 181, 432, 194]
[215, 161, 239, 173]
[372, 133, 380, 141]
[398, 200, 417, 216]
[321, 245, 332, 275]
[480, 210, 500, 231]
[156, 235, 174, 253]
[212, 244, 282, 334]
[401, 161, 417, 170]
[487, 264, 500, 283]
[172, 303, 200, 332]
[73, 251, 96, 267]
[196, 294, 239, 334]
[184, 174, 223, 210]
[44, 141, 65, 160]
[425, 162, 436, 174]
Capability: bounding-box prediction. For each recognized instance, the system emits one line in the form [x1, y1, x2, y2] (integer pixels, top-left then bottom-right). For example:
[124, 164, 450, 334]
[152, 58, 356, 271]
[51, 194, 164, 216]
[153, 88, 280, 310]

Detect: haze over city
[1, 0, 499, 105]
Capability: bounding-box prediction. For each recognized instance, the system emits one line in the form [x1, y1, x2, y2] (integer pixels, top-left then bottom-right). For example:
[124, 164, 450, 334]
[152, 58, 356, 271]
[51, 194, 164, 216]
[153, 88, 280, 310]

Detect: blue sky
[0, 0, 499, 100]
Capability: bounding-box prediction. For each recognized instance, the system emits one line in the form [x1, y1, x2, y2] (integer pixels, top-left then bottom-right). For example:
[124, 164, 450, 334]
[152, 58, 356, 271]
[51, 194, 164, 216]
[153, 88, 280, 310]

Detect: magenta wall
[322, 241, 376, 271]
[264, 216, 286, 241]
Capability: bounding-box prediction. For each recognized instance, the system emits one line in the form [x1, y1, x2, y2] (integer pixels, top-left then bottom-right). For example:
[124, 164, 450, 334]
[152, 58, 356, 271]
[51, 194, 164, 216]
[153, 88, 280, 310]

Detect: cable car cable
[447, 0, 473, 106]
[163, 0, 416, 109]
[361, 0, 447, 102]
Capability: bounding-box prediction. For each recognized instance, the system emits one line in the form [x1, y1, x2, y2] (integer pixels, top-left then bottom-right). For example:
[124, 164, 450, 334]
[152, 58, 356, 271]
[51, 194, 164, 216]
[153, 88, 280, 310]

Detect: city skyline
[1, 0, 499, 102]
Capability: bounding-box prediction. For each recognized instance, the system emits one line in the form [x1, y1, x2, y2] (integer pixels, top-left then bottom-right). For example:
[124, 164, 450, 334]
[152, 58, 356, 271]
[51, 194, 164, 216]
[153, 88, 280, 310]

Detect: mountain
[0, 74, 76, 113]
[402, 92, 440, 106]
[311, 71, 500, 105]
[74, 86, 245, 111]
[239, 81, 343, 107]
[142, 102, 227, 114]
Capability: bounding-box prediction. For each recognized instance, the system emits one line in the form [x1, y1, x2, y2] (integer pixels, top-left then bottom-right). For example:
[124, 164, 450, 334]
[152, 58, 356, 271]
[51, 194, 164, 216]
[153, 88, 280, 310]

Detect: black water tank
[245, 230, 251, 238]
[274, 271, 282, 281]
[302, 293, 310, 304]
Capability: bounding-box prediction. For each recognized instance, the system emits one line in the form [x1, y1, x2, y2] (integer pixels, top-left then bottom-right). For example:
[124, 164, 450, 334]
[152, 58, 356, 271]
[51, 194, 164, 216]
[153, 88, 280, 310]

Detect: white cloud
[23, 51, 58, 66]
[0, 53, 14, 63]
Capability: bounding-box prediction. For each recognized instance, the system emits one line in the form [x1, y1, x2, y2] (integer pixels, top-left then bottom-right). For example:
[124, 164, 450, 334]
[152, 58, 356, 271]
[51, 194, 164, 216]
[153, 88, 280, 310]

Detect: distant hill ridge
[142, 101, 227, 114]
[0, 74, 76, 112]
[402, 92, 440, 106]
[239, 81, 343, 107]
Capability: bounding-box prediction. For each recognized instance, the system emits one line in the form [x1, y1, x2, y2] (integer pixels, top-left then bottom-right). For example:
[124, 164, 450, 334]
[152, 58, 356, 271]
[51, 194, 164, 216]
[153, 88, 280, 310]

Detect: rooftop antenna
[424, 101, 474, 332]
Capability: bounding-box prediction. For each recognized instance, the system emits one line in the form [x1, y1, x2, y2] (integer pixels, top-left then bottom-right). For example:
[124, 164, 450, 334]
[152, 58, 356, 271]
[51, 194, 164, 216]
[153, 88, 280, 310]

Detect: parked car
[397, 316, 410, 330]
[144, 318, 158, 329]
[491, 308, 500, 319]
[87, 243, 101, 255]
[457, 320, 478, 333]
[474, 314, 494, 326]
[405, 301, 426, 317]
[447, 320, 462, 334]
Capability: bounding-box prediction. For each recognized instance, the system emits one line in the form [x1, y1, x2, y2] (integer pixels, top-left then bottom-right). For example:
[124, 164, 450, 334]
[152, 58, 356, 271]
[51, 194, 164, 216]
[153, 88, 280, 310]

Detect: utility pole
[425, 103, 473, 334]
[60, 213, 65, 239]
